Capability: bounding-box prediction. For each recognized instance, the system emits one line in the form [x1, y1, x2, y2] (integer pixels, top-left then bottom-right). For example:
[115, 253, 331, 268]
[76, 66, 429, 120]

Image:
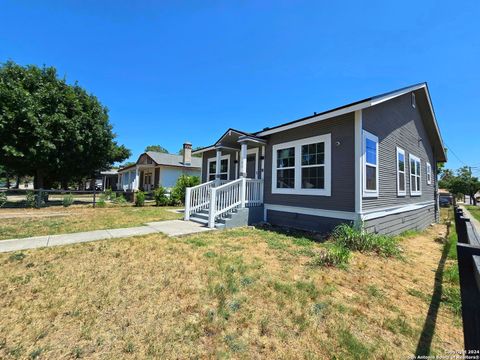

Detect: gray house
[185, 83, 446, 235]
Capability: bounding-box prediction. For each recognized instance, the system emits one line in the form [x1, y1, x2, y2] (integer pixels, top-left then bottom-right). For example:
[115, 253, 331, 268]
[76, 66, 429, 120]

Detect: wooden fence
[454, 206, 480, 351]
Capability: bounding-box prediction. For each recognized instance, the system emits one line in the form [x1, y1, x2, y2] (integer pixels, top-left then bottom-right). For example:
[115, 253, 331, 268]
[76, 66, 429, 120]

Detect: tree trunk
[14, 176, 20, 189]
[34, 170, 44, 189]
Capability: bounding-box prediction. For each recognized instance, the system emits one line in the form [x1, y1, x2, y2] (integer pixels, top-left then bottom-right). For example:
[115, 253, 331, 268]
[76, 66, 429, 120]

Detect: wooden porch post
[240, 142, 247, 178]
[215, 148, 222, 184]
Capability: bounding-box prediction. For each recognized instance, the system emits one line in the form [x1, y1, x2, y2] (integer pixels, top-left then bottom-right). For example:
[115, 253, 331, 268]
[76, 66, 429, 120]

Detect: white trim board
[361, 200, 435, 221]
[264, 204, 357, 221]
[207, 154, 231, 180]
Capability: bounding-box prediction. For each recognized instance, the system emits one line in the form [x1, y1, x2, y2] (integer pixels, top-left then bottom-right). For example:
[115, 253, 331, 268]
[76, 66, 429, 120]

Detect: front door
[144, 173, 152, 191]
[246, 154, 256, 179]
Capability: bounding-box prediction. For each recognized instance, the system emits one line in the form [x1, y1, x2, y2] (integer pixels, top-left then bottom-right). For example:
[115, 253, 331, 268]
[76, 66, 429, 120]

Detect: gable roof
[193, 83, 446, 162]
[119, 152, 201, 172]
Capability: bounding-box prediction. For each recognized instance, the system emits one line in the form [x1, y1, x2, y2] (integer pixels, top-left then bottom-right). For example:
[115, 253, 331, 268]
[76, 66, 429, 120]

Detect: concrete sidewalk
[461, 205, 480, 233]
[0, 220, 213, 253]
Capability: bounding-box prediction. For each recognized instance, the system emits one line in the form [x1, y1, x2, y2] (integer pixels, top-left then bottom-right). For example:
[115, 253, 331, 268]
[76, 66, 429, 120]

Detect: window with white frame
[207, 155, 230, 181]
[396, 147, 406, 196]
[410, 154, 421, 195]
[363, 131, 379, 197]
[272, 134, 331, 196]
[426, 162, 432, 185]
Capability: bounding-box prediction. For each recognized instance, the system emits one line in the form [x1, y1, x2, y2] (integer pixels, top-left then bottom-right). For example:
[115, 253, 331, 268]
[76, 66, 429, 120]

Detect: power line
[444, 142, 467, 166]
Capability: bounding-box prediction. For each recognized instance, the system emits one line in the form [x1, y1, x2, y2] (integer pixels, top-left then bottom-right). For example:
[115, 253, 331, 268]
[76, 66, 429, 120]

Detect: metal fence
[454, 206, 480, 351]
[0, 188, 129, 208]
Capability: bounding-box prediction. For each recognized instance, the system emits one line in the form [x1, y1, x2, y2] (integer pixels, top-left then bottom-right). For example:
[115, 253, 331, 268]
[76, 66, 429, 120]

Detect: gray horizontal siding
[263, 112, 355, 212]
[267, 210, 350, 233]
[364, 205, 435, 235]
[362, 92, 436, 211]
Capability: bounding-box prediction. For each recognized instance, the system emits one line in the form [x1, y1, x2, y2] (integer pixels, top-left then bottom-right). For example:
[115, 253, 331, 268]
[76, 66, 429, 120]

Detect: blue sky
[1, 0, 479, 173]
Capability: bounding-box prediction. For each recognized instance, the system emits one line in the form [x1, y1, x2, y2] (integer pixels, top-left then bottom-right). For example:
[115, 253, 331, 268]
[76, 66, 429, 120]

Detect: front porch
[185, 130, 266, 228]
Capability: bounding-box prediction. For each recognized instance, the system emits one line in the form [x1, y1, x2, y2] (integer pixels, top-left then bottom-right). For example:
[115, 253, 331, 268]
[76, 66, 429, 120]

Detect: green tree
[145, 145, 169, 153]
[446, 166, 480, 205]
[0, 61, 130, 188]
[438, 168, 455, 189]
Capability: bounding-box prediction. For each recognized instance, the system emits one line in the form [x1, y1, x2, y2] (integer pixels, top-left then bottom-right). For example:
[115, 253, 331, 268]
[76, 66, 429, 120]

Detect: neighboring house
[185, 83, 447, 234]
[118, 142, 201, 191]
[100, 170, 119, 190]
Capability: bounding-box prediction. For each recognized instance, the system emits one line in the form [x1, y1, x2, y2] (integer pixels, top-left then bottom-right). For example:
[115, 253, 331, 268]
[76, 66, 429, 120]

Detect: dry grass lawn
[0, 223, 462, 359]
[0, 206, 182, 240]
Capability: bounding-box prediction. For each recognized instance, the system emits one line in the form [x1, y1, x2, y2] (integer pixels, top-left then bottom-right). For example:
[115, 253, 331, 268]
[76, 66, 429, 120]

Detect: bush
[331, 224, 401, 257]
[26, 191, 36, 208]
[135, 191, 145, 207]
[171, 175, 200, 204]
[62, 194, 74, 207]
[153, 186, 169, 206]
[104, 188, 114, 200]
[96, 195, 106, 208]
[0, 192, 6, 207]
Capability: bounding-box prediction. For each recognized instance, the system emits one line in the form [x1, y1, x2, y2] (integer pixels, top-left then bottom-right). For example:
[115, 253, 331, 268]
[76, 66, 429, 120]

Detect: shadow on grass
[415, 223, 451, 356]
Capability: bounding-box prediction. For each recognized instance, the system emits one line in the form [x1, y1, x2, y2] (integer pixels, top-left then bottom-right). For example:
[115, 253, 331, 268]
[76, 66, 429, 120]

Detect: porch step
[189, 207, 258, 230]
[189, 211, 226, 229]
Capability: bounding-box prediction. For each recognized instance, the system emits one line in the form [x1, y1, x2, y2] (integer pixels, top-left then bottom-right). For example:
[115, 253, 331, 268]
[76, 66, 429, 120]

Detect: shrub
[96, 196, 106, 208]
[112, 193, 127, 205]
[135, 191, 145, 207]
[62, 194, 74, 207]
[171, 175, 200, 204]
[0, 191, 6, 207]
[26, 191, 36, 208]
[331, 223, 401, 257]
[153, 186, 169, 206]
[104, 188, 114, 200]
[309, 244, 350, 268]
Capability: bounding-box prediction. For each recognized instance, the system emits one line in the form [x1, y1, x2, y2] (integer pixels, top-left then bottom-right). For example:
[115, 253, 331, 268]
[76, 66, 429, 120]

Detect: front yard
[466, 205, 480, 222]
[0, 220, 462, 359]
[0, 206, 182, 240]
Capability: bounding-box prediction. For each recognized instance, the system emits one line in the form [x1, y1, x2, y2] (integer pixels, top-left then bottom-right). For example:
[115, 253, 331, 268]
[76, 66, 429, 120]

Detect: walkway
[461, 205, 480, 234]
[0, 220, 213, 253]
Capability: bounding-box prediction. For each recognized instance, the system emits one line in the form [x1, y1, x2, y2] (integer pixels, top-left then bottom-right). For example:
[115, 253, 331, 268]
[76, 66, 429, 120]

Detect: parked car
[439, 196, 452, 207]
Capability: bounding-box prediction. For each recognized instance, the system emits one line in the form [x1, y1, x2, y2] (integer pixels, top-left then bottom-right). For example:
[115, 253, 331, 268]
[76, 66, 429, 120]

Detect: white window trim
[426, 162, 432, 185]
[271, 134, 331, 196]
[396, 147, 406, 196]
[207, 154, 230, 181]
[409, 154, 422, 196]
[362, 131, 379, 198]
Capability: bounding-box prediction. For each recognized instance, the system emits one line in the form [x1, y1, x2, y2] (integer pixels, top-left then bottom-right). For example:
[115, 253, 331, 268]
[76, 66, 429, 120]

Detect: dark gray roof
[146, 151, 202, 168]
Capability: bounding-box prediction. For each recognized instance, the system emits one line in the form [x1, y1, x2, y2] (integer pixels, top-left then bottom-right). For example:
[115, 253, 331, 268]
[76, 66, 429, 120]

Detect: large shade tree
[0, 61, 130, 188]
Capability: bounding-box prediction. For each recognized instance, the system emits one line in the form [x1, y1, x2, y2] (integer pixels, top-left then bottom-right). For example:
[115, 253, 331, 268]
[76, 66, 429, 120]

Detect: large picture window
[207, 155, 230, 181]
[410, 154, 421, 196]
[272, 134, 331, 196]
[363, 131, 378, 197]
[396, 147, 406, 196]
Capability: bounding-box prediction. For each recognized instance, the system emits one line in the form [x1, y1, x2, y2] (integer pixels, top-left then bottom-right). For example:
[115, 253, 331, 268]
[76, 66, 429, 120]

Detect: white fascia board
[361, 200, 435, 221]
[192, 146, 215, 155]
[264, 203, 357, 221]
[256, 102, 369, 137]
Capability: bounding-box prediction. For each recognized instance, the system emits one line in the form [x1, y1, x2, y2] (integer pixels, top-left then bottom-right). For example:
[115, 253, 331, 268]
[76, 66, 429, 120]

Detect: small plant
[62, 194, 74, 207]
[104, 188, 114, 200]
[135, 191, 145, 207]
[309, 244, 350, 268]
[153, 186, 169, 206]
[9, 252, 26, 262]
[0, 191, 7, 207]
[112, 193, 127, 205]
[331, 224, 401, 257]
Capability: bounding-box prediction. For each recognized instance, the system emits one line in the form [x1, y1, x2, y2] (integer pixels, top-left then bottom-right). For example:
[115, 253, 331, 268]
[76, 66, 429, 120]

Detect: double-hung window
[409, 154, 421, 196]
[396, 147, 406, 196]
[272, 134, 331, 196]
[426, 162, 432, 185]
[207, 155, 230, 181]
[363, 131, 379, 197]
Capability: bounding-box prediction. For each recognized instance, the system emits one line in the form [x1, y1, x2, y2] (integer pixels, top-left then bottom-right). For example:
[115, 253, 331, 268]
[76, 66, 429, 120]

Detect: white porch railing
[185, 178, 264, 228]
[184, 180, 215, 221]
[246, 179, 264, 207]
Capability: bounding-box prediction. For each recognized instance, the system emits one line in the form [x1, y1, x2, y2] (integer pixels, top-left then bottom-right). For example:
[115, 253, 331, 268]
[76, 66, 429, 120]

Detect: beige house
[117, 142, 201, 191]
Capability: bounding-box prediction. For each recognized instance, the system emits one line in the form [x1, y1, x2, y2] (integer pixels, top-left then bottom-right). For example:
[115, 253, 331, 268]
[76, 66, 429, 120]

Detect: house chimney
[183, 141, 192, 165]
